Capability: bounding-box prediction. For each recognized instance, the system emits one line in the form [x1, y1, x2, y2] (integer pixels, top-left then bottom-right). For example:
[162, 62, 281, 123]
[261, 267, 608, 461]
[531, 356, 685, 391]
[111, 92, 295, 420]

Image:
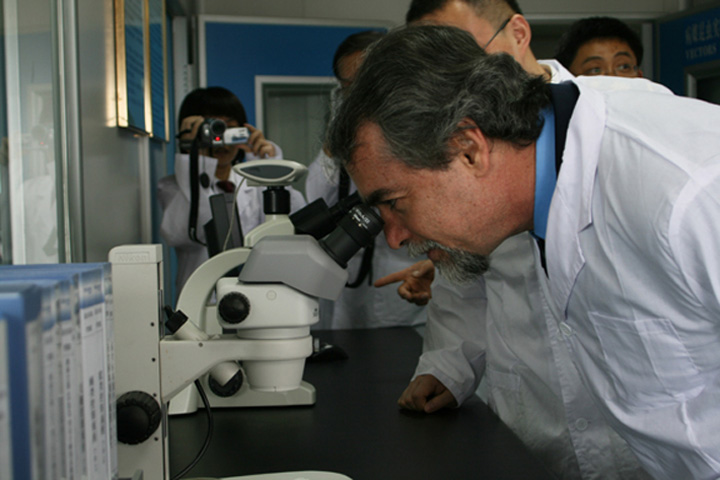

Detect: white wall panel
[76, 0, 153, 261]
[303, 0, 408, 23]
[193, 0, 683, 24]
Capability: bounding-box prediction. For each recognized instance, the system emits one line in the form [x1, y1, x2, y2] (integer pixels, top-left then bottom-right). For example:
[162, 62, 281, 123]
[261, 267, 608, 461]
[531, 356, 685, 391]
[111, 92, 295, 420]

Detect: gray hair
[327, 25, 550, 171]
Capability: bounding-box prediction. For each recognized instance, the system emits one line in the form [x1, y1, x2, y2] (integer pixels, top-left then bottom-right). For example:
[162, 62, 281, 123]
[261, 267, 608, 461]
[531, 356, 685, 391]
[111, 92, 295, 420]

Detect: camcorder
[184, 118, 252, 243]
[179, 118, 250, 151]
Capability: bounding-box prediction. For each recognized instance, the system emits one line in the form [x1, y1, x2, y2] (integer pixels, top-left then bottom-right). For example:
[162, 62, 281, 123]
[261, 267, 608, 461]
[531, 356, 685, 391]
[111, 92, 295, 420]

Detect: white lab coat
[158, 147, 307, 294]
[305, 150, 426, 329]
[545, 77, 720, 479]
[414, 61, 653, 479]
[542, 58, 571, 84]
[419, 232, 650, 479]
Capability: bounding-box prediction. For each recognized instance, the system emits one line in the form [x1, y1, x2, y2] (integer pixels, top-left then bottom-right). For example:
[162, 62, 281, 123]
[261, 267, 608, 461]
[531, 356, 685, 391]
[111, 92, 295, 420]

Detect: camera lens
[197, 118, 227, 148]
[207, 118, 226, 136]
[320, 204, 383, 268]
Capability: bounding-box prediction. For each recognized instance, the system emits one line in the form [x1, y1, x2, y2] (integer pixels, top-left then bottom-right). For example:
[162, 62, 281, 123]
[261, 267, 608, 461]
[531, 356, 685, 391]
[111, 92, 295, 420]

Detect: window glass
[3, 0, 60, 263]
[0, 0, 9, 263]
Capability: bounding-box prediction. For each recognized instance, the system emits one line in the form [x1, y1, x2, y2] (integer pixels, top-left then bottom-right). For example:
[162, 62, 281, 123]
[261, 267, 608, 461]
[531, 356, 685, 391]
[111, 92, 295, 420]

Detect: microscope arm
[174, 247, 252, 329]
[159, 335, 312, 401]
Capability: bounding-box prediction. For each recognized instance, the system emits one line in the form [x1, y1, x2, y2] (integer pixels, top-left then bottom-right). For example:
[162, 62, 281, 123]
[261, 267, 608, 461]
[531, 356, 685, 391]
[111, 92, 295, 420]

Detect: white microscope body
[111, 159, 381, 480]
[168, 159, 320, 412]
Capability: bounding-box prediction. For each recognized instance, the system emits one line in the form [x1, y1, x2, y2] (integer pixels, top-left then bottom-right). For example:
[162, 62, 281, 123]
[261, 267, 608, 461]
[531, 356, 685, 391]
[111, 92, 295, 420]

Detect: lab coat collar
[538, 59, 576, 83]
[545, 82, 606, 317]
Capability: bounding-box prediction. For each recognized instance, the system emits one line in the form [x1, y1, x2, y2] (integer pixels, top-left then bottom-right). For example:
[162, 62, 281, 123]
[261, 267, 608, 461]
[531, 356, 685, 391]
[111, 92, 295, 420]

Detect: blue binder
[0, 283, 43, 480]
[0, 264, 114, 480]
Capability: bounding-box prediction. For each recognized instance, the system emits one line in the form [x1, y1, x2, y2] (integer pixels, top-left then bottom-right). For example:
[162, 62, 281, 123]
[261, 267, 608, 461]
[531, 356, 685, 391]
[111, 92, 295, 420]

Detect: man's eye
[380, 198, 398, 211]
[584, 67, 604, 76]
[615, 63, 637, 75]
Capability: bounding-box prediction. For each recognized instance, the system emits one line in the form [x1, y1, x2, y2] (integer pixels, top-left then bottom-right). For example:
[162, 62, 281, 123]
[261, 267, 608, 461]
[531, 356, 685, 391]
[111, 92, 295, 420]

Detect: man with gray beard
[363, 1, 657, 479]
[329, 25, 720, 480]
[406, 239, 489, 285]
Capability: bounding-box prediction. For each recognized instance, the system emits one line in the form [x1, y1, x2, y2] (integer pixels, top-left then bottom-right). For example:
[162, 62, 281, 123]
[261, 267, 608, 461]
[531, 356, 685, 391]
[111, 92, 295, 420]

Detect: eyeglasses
[483, 17, 512, 49]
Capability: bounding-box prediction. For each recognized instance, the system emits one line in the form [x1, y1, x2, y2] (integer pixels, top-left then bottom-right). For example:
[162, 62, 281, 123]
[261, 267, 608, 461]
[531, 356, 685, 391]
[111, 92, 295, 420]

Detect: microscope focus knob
[116, 391, 162, 445]
[218, 291, 251, 324]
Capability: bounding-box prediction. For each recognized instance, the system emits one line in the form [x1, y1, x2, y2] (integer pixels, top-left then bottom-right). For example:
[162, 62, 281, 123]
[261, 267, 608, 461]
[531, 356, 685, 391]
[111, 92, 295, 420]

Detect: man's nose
[383, 217, 412, 250]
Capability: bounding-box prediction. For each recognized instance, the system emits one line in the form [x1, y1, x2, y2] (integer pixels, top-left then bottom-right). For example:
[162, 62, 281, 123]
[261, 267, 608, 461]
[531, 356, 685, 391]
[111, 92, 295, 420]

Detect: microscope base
[201, 379, 316, 408]
[169, 379, 315, 415]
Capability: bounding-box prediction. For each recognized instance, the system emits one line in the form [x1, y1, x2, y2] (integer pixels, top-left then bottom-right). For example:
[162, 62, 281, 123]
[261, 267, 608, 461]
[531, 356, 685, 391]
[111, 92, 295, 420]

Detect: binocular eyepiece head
[319, 203, 384, 269]
[290, 191, 383, 269]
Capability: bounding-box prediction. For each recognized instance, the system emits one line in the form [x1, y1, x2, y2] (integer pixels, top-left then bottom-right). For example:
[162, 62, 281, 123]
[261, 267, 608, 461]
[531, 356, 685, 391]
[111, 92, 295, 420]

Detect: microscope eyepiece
[329, 192, 363, 223]
[319, 204, 383, 268]
[290, 191, 363, 239]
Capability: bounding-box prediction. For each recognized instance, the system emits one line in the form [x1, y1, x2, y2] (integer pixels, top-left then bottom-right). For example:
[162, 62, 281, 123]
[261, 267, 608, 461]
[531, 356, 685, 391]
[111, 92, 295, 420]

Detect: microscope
[110, 158, 382, 480]
[168, 158, 372, 413]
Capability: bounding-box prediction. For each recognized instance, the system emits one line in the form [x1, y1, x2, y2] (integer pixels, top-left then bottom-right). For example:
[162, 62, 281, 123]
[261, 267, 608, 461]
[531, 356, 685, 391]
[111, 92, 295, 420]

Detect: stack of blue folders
[0, 263, 117, 480]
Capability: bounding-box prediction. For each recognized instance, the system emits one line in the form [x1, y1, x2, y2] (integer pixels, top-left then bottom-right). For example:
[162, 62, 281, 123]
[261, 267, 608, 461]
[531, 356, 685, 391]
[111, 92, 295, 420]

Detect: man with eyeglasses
[381, 1, 657, 478]
[405, 0, 571, 82]
[555, 17, 644, 78]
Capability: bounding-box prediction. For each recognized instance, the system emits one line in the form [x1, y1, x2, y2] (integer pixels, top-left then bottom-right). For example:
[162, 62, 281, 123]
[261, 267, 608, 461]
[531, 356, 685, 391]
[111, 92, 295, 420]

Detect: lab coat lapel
[546, 84, 606, 317]
[174, 153, 219, 201]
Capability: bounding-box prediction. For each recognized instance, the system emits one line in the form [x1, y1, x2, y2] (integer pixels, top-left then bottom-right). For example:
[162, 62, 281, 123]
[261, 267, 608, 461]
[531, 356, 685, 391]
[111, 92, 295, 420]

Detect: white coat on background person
[305, 149, 427, 329]
[158, 146, 307, 294]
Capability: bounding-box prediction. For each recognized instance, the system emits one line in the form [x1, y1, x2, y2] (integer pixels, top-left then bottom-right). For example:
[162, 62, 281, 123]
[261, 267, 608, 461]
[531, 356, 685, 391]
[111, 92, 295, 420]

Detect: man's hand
[374, 259, 435, 306]
[398, 374, 457, 413]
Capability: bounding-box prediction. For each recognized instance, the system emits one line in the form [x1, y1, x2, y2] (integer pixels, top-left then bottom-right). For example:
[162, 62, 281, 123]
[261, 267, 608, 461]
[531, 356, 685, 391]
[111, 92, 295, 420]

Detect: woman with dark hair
[159, 87, 306, 293]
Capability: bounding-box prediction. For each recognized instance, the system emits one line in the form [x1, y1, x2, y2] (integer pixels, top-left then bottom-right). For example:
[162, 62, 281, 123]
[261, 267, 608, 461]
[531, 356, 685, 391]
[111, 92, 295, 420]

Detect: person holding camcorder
[158, 86, 306, 294]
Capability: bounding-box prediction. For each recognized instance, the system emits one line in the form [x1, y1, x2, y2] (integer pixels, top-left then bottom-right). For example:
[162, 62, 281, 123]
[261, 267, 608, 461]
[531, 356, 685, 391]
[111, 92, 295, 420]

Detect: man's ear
[450, 120, 492, 178]
[506, 14, 532, 56]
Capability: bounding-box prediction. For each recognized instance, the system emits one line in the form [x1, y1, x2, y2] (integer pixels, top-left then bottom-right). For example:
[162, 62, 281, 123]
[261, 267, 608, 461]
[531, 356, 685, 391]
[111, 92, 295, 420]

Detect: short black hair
[177, 86, 248, 128]
[332, 30, 386, 80]
[554, 16, 643, 69]
[405, 0, 523, 24]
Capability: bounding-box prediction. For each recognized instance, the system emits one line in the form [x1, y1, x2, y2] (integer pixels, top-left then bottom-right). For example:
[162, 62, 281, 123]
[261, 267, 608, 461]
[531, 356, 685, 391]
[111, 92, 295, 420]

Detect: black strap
[339, 167, 375, 288]
[346, 241, 375, 288]
[536, 81, 580, 275]
[548, 81, 580, 172]
[188, 140, 206, 245]
[338, 167, 351, 200]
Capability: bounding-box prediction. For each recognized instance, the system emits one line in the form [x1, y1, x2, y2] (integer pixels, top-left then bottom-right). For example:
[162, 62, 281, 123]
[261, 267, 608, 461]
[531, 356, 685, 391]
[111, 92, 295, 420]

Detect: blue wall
[657, 5, 720, 95]
[204, 21, 385, 125]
